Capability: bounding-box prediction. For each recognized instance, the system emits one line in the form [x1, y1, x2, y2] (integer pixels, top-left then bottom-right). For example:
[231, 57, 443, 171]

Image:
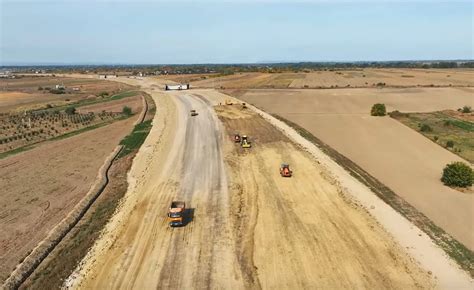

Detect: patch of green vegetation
[110, 91, 139, 100]
[370, 103, 386, 116]
[118, 120, 152, 158]
[447, 119, 474, 132]
[442, 161, 474, 188]
[272, 113, 474, 277]
[392, 111, 474, 163]
[122, 106, 132, 116]
[0, 144, 35, 159]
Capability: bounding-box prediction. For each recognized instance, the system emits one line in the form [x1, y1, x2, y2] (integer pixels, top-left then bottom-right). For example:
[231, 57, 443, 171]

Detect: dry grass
[190, 69, 474, 89]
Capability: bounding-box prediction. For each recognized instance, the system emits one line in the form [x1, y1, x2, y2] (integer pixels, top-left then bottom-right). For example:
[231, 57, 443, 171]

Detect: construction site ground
[235, 87, 474, 249]
[64, 80, 453, 289]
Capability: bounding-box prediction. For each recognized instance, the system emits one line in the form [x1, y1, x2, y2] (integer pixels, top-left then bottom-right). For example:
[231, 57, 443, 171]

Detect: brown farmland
[0, 77, 143, 283]
[235, 87, 474, 249]
[0, 76, 134, 113]
[190, 68, 474, 89]
[0, 115, 139, 283]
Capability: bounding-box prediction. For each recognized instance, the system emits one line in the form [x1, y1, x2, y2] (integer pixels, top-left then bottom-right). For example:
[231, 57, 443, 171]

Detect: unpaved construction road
[65, 79, 471, 289]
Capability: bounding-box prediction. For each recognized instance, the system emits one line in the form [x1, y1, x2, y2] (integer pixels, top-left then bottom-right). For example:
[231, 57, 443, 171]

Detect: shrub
[446, 140, 454, 148]
[65, 107, 76, 115]
[433, 136, 439, 142]
[462, 106, 472, 113]
[441, 162, 474, 187]
[50, 88, 65, 94]
[38, 86, 43, 90]
[444, 120, 451, 126]
[420, 124, 432, 132]
[99, 91, 109, 97]
[371, 103, 386, 116]
[122, 106, 132, 116]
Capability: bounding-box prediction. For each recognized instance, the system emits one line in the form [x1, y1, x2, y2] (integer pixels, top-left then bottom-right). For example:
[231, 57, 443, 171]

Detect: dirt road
[68, 89, 243, 289]
[61, 78, 447, 289]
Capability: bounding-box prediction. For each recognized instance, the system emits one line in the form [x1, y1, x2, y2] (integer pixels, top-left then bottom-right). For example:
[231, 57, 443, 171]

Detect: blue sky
[0, 1, 472, 64]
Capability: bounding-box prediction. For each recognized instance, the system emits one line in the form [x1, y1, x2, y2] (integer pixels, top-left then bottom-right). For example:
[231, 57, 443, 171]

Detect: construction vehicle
[241, 135, 251, 148]
[280, 164, 292, 177]
[168, 201, 186, 227]
[225, 99, 233, 105]
[234, 133, 241, 143]
[190, 109, 198, 116]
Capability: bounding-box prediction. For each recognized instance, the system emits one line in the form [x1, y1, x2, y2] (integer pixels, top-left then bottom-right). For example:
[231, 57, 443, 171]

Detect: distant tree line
[4, 60, 473, 75]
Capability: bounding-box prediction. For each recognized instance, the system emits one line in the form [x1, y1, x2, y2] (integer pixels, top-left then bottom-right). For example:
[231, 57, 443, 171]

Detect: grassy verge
[117, 120, 153, 158]
[272, 113, 474, 277]
[390, 111, 474, 163]
[110, 91, 139, 100]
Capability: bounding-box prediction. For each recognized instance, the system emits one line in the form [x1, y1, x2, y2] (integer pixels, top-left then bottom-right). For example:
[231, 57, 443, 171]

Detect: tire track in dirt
[217, 104, 435, 289]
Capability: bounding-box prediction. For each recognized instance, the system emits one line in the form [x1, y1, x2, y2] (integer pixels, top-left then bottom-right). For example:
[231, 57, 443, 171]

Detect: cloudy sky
[1, 0, 472, 64]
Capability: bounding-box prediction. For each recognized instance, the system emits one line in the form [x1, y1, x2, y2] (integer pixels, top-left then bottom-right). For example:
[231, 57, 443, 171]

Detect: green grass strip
[117, 120, 153, 158]
[446, 118, 474, 132]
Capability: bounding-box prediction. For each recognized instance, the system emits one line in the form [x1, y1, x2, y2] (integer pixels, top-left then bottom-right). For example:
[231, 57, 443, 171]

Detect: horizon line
[2, 59, 473, 67]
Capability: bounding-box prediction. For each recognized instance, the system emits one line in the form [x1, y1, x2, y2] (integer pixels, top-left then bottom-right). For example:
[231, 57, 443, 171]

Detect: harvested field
[191, 69, 474, 89]
[192, 72, 301, 89]
[289, 68, 474, 88]
[233, 87, 474, 114]
[154, 73, 211, 84]
[234, 88, 474, 249]
[20, 152, 135, 290]
[0, 111, 140, 283]
[0, 76, 134, 113]
[77, 95, 142, 114]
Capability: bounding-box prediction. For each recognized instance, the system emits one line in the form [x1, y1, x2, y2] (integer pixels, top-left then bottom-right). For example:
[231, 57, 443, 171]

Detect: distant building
[165, 84, 190, 91]
[0, 71, 12, 78]
[98, 74, 118, 79]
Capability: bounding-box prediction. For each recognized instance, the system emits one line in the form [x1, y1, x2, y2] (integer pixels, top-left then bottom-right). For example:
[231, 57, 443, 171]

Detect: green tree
[462, 106, 472, 113]
[441, 162, 474, 187]
[420, 124, 432, 132]
[371, 103, 386, 116]
[65, 107, 76, 115]
[122, 106, 132, 116]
